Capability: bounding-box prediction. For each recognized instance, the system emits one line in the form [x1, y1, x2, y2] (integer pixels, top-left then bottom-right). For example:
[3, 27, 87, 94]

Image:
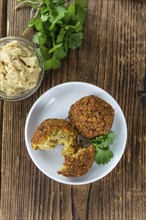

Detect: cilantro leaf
[91, 131, 116, 149]
[32, 32, 46, 45]
[49, 43, 62, 53]
[56, 28, 65, 43]
[68, 32, 83, 49]
[63, 2, 75, 23]
[54, 46, 67, 60]
[94, 147, 114, 165]
[32, 32, 41, 45]
[49, 6, 66, 30]
[90, 131, 116, 165]
[64, 21, 81, 31]
[34, 18, 44, 32]
[41, 14, 49, 22]
[74, 0, 87, 24]
[17, 0, 87, 70]
[42, 0, 50, 6]
[44, 56, 61, 70]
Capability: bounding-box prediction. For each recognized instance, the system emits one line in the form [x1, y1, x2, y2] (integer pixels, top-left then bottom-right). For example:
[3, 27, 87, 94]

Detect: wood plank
[0, 0, 7, 218]
[136, 0, 146, 98]
[0, 0, 7, 37]
[0, 0, 146, 220]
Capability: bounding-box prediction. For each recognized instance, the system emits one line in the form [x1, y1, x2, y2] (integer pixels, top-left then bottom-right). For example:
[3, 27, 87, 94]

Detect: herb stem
[15, 1, 39, 10]
[30, 7, 34, 19]
[15, 1, 28, 10]
[33, 3, 41, 19]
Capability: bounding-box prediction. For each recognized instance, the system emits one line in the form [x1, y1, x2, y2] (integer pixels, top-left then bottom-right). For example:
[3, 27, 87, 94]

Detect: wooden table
[0, 1, 146, 219]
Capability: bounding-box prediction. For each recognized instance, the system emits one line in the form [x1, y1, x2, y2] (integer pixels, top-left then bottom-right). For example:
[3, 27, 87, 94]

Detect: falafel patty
[31, 119, 78, 156]
[58, 144, 95, 177]
[69, 95, 114, 138]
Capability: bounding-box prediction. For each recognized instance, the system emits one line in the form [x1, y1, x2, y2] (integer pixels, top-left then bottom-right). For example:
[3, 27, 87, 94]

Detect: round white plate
[25, 82, 127, 185]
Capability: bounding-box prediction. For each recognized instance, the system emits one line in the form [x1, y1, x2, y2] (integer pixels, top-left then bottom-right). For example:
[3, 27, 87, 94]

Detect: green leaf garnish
[16, 0, 87, 70]
[90, 131, 116, 165]
[94, 147, 114, 165]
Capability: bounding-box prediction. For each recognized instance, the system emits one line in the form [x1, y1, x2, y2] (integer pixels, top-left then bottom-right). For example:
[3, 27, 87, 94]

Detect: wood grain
[0, 0, 146, 220]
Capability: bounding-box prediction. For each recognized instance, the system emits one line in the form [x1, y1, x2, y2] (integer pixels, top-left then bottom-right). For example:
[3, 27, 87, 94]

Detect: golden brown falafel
[68, 95, 114, 138]
[58, 144, 95, 177]
[31, 118, 78, 156]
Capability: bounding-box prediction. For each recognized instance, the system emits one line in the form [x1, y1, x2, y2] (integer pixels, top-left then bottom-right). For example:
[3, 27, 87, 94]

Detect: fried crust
[31, 119, 78, 155]
[31, 118, 77, 145]
[69, 95, 114, 138]
[58, 145, 95, 177]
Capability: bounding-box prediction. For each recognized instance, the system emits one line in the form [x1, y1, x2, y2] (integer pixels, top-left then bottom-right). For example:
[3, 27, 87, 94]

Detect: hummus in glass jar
[0, 40, 41, 96]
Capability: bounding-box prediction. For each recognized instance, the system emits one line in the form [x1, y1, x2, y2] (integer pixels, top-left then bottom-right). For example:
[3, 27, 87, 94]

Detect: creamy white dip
[0, 40, 41, 96]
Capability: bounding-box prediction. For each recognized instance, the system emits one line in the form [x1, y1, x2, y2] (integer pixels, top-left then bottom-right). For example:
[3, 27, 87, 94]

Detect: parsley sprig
[16, 0, 87, 70]
[90, 131, 116, 165]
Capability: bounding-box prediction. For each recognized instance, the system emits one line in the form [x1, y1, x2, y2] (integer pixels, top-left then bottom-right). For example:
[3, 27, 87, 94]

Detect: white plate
[25, 82, 127, 185]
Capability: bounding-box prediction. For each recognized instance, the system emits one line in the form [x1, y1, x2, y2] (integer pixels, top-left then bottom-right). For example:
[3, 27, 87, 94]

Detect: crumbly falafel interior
[32, 130, 77, 156]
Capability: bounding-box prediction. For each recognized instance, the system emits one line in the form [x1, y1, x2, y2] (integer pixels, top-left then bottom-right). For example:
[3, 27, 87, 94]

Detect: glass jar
[0, 37, 44, 101]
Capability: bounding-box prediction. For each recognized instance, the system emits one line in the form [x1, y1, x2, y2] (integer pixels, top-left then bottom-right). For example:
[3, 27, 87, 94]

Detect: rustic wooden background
[0, 0, 146, 219]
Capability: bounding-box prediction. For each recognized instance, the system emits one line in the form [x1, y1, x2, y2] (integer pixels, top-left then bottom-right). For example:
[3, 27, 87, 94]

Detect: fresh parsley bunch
[90, 131, 116, 165]
[16, 0, 87, 70]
